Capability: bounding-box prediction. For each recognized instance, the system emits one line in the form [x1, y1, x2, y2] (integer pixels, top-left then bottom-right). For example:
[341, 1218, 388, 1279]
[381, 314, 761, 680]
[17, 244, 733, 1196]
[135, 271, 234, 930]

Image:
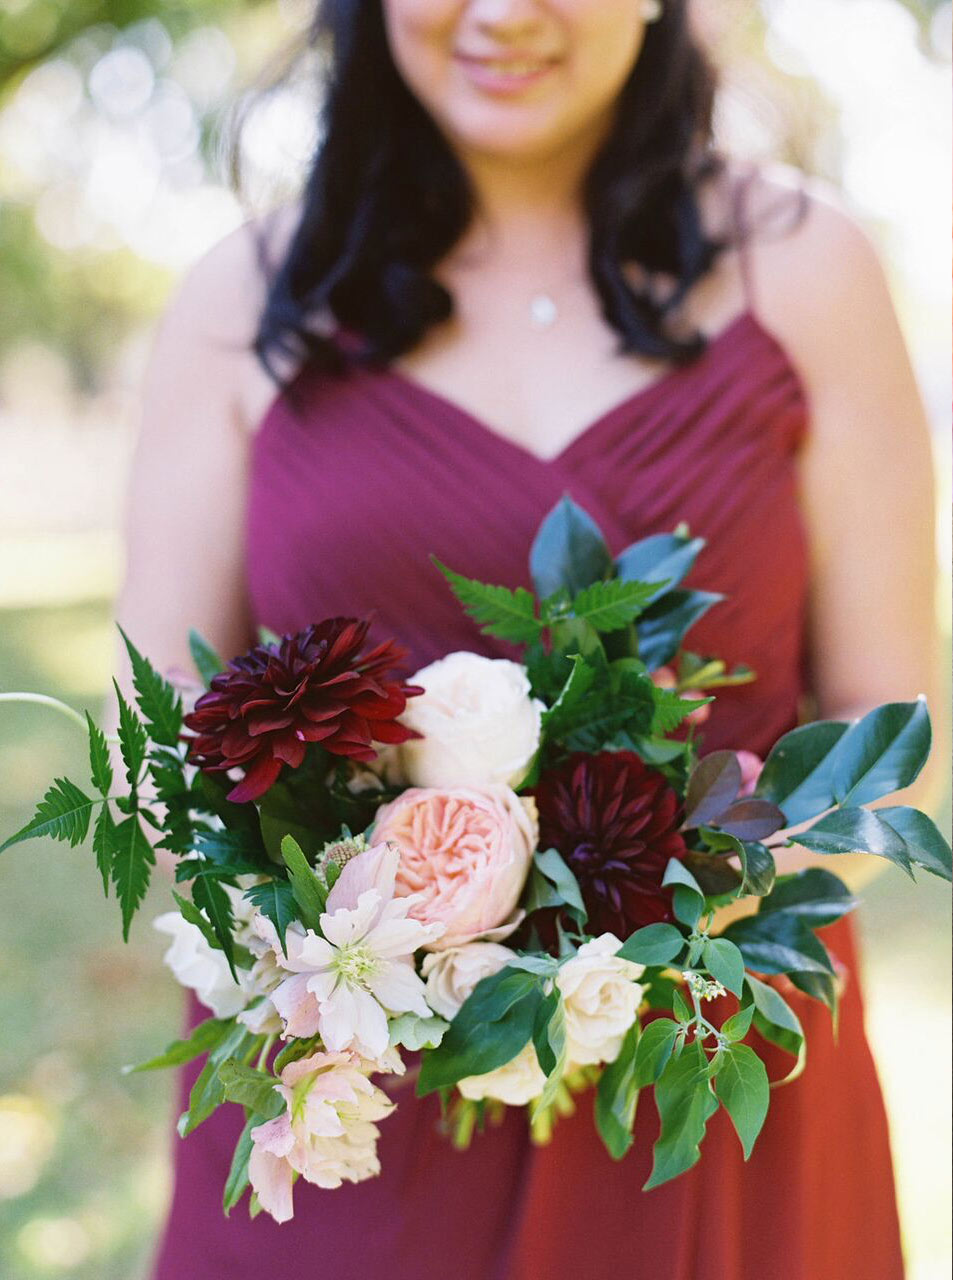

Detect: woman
[121, 2, 941, 1277]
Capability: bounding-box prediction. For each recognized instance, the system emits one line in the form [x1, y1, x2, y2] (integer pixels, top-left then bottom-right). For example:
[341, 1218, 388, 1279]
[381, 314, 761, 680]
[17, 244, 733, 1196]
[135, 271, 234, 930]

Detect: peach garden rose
[372, 785, 538, 949]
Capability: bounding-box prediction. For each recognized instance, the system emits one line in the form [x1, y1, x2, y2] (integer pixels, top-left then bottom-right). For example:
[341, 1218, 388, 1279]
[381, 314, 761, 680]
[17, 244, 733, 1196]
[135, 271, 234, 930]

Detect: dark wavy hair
[251, 0, 730, 386]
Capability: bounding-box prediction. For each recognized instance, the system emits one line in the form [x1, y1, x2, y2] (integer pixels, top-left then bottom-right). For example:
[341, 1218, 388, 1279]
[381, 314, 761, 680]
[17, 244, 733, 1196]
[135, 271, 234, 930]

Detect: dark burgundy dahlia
[533, 751, 688, 937]
[184, 618, 421, 803]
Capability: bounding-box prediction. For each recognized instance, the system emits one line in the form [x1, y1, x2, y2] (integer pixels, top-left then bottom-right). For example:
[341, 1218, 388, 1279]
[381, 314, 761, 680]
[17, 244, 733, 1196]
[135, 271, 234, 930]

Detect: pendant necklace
[528, 292, 559, 330]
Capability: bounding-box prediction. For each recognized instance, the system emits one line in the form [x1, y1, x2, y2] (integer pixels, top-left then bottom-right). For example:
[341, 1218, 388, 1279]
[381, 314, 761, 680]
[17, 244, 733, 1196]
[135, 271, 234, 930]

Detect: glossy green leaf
[595, 1023, 641, 1159]
[702, 937, 745, 998]
[739, 842, 776, 896]
[618, 923, 685, 967]
[877, 806, 952, 881]
[636, 590, 723, 672]
[759, 868, 857, 926]
[615, 531, 705, 602]
[534, 847, 587, 921]
[831, 700, 931, 807]
[177, 1025, 255, 1137]
[795, 807, 912, 874]
[754, 721, 848, 824]
[663, 859, 704, 928]
[713, 1042, 769, 1158]
[683, 752, 742, 828]
[722, 912, 834, 976]
[529, 495, 613, 598]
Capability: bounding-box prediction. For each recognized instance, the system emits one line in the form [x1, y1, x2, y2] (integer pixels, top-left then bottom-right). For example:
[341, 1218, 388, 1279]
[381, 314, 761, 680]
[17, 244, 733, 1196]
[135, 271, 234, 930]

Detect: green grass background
[0, 599, 949, 1279]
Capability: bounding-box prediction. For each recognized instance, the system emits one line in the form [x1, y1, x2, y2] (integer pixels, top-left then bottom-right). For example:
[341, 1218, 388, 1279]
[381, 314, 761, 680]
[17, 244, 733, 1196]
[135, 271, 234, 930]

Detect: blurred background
[0, 0, 949, 1276]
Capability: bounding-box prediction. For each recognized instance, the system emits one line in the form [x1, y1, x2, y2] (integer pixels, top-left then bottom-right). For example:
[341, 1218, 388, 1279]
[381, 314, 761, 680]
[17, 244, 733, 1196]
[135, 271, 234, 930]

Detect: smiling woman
[106, 1, 946, 1278]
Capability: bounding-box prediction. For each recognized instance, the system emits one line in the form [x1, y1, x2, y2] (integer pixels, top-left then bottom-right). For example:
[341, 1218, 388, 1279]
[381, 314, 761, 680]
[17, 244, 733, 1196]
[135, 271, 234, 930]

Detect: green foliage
[243, 879, 296, 953]
[644, 1038, 719, 1188]
[796, 807, 913, 874]
[417, 968, 543, 1095]
[280, 833, 327, 929]
[738, 841, 776, 896]
[636, 590, 723, 671]
[388, 1012, 450, 1051]
[223, 1116, 257, 1216]
[189, 628, 225, 688]
[529, 495, 613, 598]
[532, 847, 587, 922]
[0, 777, 95, 852]
[701, 937, 745, 998]
[539, 653, 597, 739]
[110, 814, 156, 940]
[531, 989, 568, 1115]
[632, 1017, 681, 1087]
[112, 678, 148, 795]
[743, 974, 804, 1058]
[92, 803, 117, 895]
[662, 859, 705, 929]
[192, 874, 239, 979]
[614, 531, 704, 602]
[755, 720, 849, 824]
[831, 700, 931, 807]
[723, 911, 835, 977]
[712, 1043, 769, 1158]
[618, 923, 686, 967]
[218, 1062, 284, 1117]
[684, 751, 742, 827]
[594, 1023, 641, 1158]
[118, 626, 183, 746]
[86, 711, 113, 797]
[178, 1024, 257, 1138]
[432, 559, 542, 643]
[877, 806, 952, 880]
[720, 1003, 756, 1042]
[567, 579, 657, 632]
[759, 868, 857, 926]
[130, 1016, 232, 1073]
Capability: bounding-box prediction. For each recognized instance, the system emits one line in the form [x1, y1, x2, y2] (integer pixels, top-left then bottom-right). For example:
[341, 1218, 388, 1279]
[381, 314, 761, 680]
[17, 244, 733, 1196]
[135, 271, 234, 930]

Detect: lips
[454, 51, 559, 94]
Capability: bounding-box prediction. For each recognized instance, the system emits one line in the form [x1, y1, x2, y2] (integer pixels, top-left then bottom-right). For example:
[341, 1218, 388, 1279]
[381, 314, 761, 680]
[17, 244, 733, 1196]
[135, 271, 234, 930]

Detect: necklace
[529, 292, 558, 330]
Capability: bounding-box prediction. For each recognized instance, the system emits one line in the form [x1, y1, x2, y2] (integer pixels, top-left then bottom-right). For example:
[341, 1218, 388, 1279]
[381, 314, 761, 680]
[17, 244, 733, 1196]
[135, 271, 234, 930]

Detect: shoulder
[150, 201, 304, 432]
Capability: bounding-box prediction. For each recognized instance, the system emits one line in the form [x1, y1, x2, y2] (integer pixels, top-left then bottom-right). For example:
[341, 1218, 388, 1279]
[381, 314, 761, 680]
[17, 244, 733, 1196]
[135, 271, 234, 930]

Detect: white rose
[421, 943, 517, 1020]
[458, 1043, 547, 1106]
[556, 934, 645, 1067]
[398, 651, 544, 789]
[153, 912, 251, 1018]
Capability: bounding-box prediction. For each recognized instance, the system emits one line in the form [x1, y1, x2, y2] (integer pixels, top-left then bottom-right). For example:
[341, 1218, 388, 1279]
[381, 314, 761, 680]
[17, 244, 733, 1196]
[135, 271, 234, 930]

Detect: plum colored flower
[533, 752, 688, 937]
[248, 1050, 394, 1222]
[183, 618, 422, 803]
[374, 785, 538, 949]
[254, 842, 444, 1059]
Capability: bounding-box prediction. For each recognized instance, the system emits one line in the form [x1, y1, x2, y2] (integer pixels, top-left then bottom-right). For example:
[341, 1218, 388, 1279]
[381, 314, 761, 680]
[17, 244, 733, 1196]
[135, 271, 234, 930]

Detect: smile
[453, 53, 559, 94]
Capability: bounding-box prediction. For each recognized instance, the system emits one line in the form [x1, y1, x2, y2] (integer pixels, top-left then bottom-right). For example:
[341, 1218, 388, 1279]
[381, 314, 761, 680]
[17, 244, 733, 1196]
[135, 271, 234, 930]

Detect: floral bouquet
[3, 496, 949, 1223]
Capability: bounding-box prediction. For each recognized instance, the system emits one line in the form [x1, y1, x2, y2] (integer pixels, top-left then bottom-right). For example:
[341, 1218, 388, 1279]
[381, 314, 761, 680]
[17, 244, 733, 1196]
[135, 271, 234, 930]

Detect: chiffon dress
[152, 309, 905, 1280]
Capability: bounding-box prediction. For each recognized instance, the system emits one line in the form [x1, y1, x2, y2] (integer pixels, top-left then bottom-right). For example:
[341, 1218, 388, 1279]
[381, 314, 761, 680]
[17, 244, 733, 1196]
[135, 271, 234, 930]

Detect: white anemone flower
[259, 842, 444, 1060]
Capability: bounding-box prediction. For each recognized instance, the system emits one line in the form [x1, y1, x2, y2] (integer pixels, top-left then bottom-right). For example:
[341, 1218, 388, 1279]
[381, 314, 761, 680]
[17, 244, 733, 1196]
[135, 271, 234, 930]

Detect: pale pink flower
[254, 843, 443, 1058]
[248, 1050, 394, 1222]
[373, 785, 538, 949]
[735, 750, 764, 797]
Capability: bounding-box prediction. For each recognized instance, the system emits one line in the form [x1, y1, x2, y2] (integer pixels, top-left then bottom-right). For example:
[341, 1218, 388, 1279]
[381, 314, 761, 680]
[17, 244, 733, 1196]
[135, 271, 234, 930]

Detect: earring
[641, 0, 662, 20]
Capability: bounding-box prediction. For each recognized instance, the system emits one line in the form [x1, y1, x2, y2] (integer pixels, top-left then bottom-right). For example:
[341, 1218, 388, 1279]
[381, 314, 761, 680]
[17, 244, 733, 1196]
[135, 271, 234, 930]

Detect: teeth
[479, 60, 546, 76]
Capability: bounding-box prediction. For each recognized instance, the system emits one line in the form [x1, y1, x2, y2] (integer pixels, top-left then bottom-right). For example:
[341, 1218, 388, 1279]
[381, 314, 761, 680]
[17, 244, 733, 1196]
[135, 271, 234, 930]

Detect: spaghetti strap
[731, 165, 762, 313]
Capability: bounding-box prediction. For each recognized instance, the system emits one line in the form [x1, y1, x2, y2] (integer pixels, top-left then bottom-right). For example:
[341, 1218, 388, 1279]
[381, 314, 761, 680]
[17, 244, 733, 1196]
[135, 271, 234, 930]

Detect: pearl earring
[641, 0, 663, 20]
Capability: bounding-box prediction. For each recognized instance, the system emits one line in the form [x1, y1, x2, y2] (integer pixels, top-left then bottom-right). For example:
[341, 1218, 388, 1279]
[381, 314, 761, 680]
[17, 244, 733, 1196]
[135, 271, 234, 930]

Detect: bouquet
[3, 495, 949, 1224]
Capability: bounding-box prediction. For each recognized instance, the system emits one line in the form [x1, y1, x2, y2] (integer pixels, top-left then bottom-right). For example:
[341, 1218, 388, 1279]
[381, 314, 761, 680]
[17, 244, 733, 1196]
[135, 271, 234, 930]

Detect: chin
[443, 102, 583, 163]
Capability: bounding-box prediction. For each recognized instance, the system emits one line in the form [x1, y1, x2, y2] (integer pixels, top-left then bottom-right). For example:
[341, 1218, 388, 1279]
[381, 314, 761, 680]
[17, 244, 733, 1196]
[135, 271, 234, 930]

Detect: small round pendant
[529, 293, 558, 330]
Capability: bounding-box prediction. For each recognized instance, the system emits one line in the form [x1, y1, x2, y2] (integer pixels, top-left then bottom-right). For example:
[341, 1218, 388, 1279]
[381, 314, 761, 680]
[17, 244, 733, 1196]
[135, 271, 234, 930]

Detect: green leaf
[192, 875, 238, 980]
[721, 1003, 755, 1042]
[178, 1025, 255, 1137]
[86, 711, 113, 797]
[739, 842, 776, 896]
[218, 1062, 284, 1117]
[831, 700, 931, 807]
[570, 579, 658, 633]
[713, 1042, 769, 1158]
[172, 890, 225, 952]
[754, 721, 849, 825]
[649, 685, 711, 736]
[644, 1039, 719, 1189]
[223, 1116, 256, 1215]
[795, 807, 913, 874]
[759, 868, 857, 926]
[723, 912, 835, 976]
[615, 531, 705, 602]
[684, 751, 742, 828]
[672, 989, 693, 1024]
[533, 847, 587, 921]
[540, 655, 597, 740]
[595, 1022, 641, 1158]
[112, 679, 148, 794]
[91, 803, 116, 895]
[877, 806, 952, 881]
[702, 937, 745, 998]
[743, 974, 804, 1057]
[280, 834, 327, 929]
[663, 859, 704, 929]
[243, 880, 297, 953]
[636, 590, 723, 672]
[189, 628, 225, 688]
[431, 559, 542, 644]
[531, 991, 568, 1117]
[388, 1012, 450, 1051]
[417, 968, 542, 1095]
[618, 923, 686, 967]
[118, 626, 183, 747]
[788, 969, 838, 1014]
[529, 495, 613, 599]
[0, 777, 95, 853]
[632, 1017, 681, 1087]
[111, 815, 155, 940]
[129, 1016, 231, 1072]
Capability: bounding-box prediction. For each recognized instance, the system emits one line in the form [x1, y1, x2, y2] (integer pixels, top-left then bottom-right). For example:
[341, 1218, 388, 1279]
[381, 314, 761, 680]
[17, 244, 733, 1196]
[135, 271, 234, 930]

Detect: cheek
[560, 1, 645, 114]
[381, 0, 460, 111]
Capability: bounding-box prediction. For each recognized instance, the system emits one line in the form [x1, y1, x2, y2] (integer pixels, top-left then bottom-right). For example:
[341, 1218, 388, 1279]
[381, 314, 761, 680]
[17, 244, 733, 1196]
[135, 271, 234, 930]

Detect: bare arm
[736, 175, 947, 896]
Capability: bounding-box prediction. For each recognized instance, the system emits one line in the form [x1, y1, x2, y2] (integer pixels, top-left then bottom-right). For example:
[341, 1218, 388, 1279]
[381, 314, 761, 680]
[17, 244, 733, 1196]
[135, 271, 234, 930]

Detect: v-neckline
[378, 309, 758, 469]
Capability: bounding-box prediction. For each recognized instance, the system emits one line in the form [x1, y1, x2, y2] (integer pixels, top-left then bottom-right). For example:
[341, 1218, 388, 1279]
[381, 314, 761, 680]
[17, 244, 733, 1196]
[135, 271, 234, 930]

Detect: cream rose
[556, 934, 645, 1067]
[458, 1042, 547, 1106]
[397, 651, 544, 789]
[373, 785, 538, 949]
[421, 943, 517, 1020]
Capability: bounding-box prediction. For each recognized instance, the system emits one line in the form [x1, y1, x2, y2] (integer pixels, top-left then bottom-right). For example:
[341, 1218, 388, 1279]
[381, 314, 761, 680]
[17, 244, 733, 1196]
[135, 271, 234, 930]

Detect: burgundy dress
[152, 310, 904, 1280]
